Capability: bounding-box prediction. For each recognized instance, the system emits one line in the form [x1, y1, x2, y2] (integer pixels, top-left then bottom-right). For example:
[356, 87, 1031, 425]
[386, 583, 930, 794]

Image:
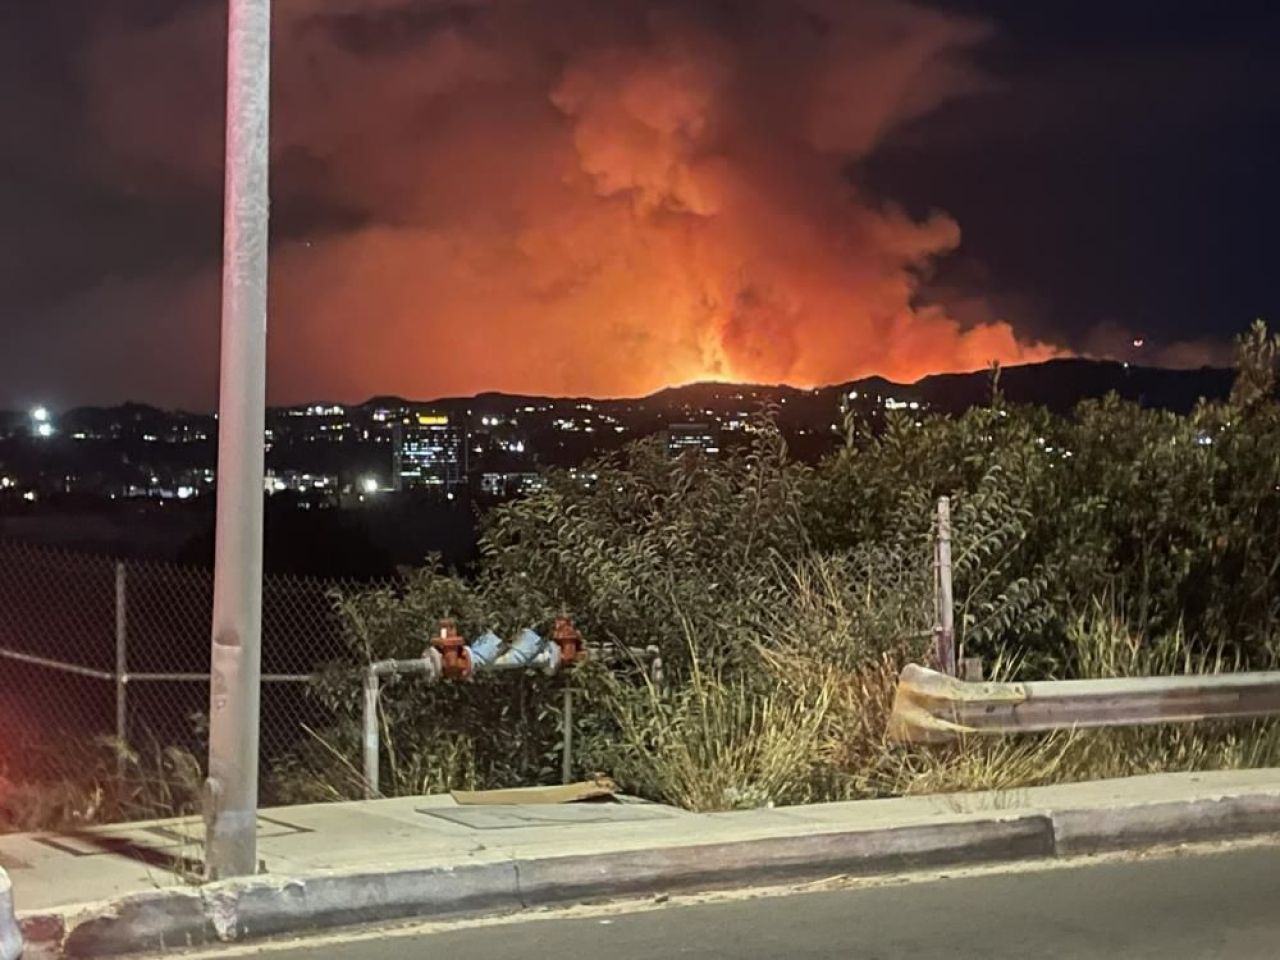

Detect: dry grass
[1040, 603, 1280, 781]
[598, 664, 835, 811]
[593, 586, 1280, 812]
[0, 736, 202, 834]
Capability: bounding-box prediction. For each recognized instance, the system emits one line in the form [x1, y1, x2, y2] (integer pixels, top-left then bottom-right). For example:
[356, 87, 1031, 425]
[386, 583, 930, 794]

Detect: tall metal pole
[205, 0, 272, 881]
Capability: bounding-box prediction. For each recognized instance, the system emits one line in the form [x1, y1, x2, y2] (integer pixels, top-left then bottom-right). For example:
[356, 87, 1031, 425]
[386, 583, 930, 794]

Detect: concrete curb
[33, 817, 1052, 958]
[53, 862, 525, 957]
[1049, 792, 1280, 856]
[19, 791, 1280, 957]
[1, 868, 22, 960]
[514, 817, 1052, 905]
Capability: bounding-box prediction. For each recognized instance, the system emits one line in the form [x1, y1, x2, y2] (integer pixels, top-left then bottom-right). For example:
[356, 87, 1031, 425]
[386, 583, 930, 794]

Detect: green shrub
[276, 321, 1280, 810]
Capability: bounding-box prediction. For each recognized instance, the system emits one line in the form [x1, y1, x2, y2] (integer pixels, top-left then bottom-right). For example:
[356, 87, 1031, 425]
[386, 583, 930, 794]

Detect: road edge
[19, 790, 1280, 957]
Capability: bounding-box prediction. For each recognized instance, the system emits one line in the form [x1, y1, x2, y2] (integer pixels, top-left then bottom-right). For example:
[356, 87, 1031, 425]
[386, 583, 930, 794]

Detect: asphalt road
[186, 845, 1280, 959]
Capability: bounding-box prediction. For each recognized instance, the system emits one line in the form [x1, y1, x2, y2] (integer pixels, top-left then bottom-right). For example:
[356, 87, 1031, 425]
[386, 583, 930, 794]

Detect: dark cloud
[868, 0, 1280, 353]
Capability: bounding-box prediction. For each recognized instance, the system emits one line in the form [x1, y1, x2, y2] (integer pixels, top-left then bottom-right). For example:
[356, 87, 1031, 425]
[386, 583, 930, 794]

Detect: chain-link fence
[0, 540, 385, 798]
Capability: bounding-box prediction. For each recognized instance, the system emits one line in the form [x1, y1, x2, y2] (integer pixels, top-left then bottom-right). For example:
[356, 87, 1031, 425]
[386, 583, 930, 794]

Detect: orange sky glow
[83, 0, 1061, 403]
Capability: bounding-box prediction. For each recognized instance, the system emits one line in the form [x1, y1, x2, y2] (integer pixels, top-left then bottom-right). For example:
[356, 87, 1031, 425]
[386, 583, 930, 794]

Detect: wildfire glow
[88, 0, 1060, 402]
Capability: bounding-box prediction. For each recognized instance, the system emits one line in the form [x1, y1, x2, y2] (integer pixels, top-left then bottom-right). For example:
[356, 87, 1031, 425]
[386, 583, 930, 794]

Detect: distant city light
[23, 491, 37, 502]
[36, 422, 54, 438]
[360, 476, 380, 495]
[31, 406, 49, 423]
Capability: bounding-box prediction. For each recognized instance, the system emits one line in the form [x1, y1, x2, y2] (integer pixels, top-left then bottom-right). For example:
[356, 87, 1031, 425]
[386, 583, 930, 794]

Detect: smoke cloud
[1081, 322, 1234, 370]
[84, 0, 1057, 403]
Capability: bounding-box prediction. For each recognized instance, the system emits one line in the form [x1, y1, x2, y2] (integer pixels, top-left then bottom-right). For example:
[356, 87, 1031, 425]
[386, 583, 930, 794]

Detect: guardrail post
[115, 561, 128, 771]
[933, 496, 956, 676]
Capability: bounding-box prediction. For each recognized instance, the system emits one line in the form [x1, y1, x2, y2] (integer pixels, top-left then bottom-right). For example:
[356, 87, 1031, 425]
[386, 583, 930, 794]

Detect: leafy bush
[276, 322, 1280, 810]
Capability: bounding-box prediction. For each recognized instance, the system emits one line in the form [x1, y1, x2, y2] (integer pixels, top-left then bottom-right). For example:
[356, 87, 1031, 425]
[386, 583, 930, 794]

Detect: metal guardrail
[888, 663, 1280, 743]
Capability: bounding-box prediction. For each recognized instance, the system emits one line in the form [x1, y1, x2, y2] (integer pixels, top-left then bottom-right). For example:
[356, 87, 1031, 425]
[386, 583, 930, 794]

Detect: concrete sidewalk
[5, 768, 1280, 956]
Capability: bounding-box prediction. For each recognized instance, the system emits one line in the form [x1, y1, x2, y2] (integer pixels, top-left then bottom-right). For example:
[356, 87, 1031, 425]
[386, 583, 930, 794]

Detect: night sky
[2, 0, 1277, 409]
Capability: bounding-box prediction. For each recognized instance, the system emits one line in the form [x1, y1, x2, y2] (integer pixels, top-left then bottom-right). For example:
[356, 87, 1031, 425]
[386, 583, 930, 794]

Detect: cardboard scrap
[451, 775, 618, 806]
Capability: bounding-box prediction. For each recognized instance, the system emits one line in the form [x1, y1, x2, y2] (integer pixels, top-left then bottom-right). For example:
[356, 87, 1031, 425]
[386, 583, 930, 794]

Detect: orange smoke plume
[88, 0, 1057, 402]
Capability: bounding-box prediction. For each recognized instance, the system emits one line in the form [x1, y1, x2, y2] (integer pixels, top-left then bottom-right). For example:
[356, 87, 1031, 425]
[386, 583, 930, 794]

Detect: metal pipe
[126, 672, 314, 683]
[481, 647, 560, 674]
[0, 648, 114, 681]
[369, 658, 443, 680]
[890, 663, 1280, 743]
[361, 656, 442, 799]
[489, 628, 562, 674]
[206, 0, 273, 882]
[356, 631, 579, 800]
[0, 654, 308, 686]
[495, 628, 545, 666]
[469, 630, 503, 668]
[362, 669, 380, 800]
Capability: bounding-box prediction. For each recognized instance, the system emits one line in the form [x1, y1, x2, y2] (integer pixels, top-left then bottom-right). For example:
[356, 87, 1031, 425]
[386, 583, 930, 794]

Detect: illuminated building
[478, 472, 544, 497]
[662, 423, 720, 458]
[394, 413, 468, 490]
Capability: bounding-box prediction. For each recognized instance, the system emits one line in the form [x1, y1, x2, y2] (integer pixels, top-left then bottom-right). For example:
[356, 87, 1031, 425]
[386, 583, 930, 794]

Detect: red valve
[551, 616, 585, 666]
[431, 619, 472, 679]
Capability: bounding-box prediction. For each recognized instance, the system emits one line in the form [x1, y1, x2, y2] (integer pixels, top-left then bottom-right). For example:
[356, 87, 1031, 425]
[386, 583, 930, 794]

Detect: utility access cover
[421, 803, 677, 830]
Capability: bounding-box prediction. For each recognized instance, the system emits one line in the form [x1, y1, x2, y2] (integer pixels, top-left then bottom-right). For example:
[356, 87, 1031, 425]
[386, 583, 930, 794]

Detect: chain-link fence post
[0, 541, 382, 825]
[932, 496, 956, 676]
[115, 561, 129, 772]
[561, 686, 574, 784]
[362, 669, 380, 800]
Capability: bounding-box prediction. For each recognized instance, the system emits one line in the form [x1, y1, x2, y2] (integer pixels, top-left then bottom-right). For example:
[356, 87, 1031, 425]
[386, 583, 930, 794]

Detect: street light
[205, 0, 272, 881]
